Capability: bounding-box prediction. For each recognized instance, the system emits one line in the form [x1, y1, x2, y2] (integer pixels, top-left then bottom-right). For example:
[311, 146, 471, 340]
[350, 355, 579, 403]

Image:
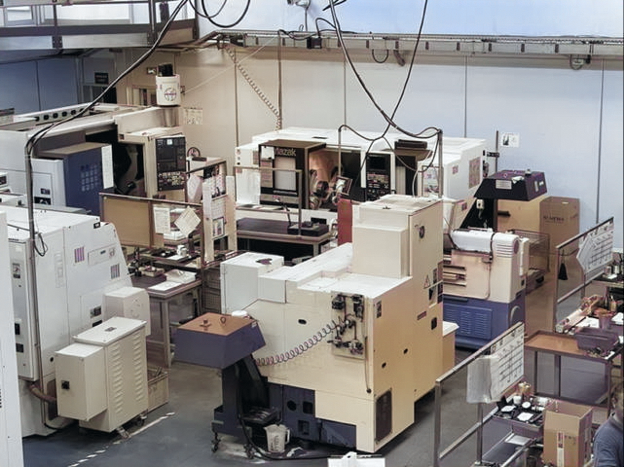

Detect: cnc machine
[213, 195, 444, 453]
[5, 206, 131, 436]
[443, 228, 527, 349]
[235, 128, 486, 209]
[0, 211, 24, 467]
[0, 104, 186, 214]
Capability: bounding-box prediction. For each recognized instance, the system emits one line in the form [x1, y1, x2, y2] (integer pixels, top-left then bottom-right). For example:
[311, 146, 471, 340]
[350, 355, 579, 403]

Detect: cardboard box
[543, 400, 592, 467]
[497, 195, 545, 233]
[540, 196, 580, 253]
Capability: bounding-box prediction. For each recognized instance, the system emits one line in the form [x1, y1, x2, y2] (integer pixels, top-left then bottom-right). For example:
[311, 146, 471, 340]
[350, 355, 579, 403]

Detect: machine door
[62, 145, 111, 215]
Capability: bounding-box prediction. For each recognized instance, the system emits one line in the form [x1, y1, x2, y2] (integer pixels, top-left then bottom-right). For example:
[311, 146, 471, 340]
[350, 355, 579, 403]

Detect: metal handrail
[552, 216, 615, 330]
[433, 322, 525, 467]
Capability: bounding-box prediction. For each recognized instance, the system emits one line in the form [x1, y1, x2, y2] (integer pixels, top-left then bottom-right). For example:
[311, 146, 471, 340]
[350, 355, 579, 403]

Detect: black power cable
[189, 0, 227, 19]
[327, 0, 441, 142]
[324, 0, 445, 202]
[321, 0, 347, 12]
[201, 0, 251, 28]
[371, 48, 389, 64]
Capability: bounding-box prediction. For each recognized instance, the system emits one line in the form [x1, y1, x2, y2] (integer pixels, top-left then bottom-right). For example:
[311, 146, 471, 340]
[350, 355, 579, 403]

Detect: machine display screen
[155, 135, 186, 191]
[273, 156, 297, 192]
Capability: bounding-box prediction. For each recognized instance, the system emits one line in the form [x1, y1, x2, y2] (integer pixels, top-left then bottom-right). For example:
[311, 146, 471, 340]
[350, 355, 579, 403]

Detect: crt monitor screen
[273, 156, 297, 192]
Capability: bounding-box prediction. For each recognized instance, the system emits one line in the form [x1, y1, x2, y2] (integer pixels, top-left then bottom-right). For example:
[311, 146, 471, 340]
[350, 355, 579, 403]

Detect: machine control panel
[10, 256, 37, 380]
[157, 171, 186, 191]
[365, 153, 391, 201]
[329, 293, 366, 359]
[155, 136, 186, 191]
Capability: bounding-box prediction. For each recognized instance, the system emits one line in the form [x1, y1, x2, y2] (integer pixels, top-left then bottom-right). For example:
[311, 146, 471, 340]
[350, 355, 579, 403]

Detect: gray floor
[21, 268, 599, 467]
[24, 356, 490, 467]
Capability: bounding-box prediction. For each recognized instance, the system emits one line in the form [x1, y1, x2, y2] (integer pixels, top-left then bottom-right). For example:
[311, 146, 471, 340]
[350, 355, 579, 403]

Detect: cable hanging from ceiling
[195, 0, 251, 28]
[326, 0, 441, 142]
[324, 0, 443, 203]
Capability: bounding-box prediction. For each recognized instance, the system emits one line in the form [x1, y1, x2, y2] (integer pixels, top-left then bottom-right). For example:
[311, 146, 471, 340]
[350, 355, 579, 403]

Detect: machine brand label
[164, 87, 178, 101]
[495, 179, 512, 190]
[542, 215, 565, 223]
[274, 147, 297, 157]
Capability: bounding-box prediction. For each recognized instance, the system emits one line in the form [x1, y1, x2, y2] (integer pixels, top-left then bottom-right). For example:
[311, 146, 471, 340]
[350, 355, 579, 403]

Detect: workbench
[525, 329, 623, 422]
[132, 274, 202, 367]
[236, 217, 332, 262]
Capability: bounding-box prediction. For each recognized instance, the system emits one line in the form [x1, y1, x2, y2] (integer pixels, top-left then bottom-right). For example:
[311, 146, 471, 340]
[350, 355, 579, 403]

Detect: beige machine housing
[55, 317, 148, 433]
[223, 195, 443, 452]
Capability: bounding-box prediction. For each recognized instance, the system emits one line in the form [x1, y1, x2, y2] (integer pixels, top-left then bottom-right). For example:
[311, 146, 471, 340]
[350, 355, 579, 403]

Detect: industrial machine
[55, 317, 148, 434]
[0, 103, 186, 213]
[461, 169, 548, 231]
[443, 228, 527, 349]
[114, 107, 185, 200]
[177, 194, 444, 453]
[4, 205, 132, 436]
[234, 127, 486, 210]
[417, 137, 486, 201]
[0, 211, 24, 467]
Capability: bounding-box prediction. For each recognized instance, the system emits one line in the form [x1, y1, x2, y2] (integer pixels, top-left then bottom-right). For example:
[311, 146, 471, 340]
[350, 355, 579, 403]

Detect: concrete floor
[22, 267, 601, 467]
[25, 355, 493, 467]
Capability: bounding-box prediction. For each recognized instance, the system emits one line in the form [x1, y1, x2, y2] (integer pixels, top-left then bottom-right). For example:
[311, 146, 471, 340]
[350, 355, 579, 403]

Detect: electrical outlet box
[307, 37, 323, 49]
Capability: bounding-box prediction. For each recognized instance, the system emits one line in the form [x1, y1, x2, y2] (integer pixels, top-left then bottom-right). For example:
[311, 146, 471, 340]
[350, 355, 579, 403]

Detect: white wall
[197, 0, 624, 38]
[599, 69, 624, 242]
[466, 58, 604, 231]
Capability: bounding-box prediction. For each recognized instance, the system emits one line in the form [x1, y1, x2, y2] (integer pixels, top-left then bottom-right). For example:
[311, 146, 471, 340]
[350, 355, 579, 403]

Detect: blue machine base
[268, 383, 357, 448]
[443, 293, 525, 349]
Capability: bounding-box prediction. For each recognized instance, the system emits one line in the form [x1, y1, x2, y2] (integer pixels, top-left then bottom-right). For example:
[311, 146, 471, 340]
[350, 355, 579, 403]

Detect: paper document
[174, 207, 201, 237]
[187, 174, 203, 203]
[166, 270, 196, 284]
[101, 145, 114, 189]
[148, 281, 180, 292]
[153, 206, 171, 234]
